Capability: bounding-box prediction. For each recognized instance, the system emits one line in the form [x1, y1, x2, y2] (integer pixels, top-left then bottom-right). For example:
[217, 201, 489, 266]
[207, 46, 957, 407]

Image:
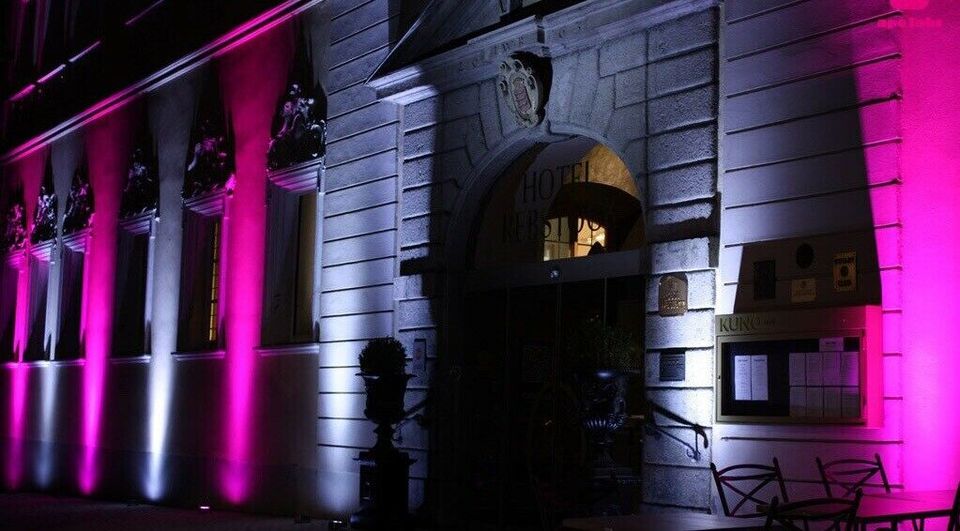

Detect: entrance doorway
[460, 271, 645, 529]
[453, 136, 647, 529]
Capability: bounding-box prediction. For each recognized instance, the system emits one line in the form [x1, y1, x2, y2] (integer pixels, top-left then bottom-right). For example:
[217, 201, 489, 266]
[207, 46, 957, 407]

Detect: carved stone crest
[498, 53, 547, 128]
[63, 161, 94, 234]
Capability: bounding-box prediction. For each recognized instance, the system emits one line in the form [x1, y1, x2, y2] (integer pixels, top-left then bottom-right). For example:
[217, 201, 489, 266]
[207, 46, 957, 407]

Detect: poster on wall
[833, 251, 857, 292]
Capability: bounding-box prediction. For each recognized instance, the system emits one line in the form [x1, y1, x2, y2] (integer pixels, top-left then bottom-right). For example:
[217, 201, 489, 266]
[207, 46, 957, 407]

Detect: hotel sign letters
[502, 160, 590, 244]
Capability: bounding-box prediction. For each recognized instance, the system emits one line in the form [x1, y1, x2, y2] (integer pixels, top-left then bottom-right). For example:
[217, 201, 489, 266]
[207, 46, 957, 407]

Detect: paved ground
[0, 493, 340, 531]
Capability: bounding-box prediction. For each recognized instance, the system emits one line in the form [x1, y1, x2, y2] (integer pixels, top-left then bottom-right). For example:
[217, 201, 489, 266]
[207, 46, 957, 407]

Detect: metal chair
[711, 458, 789, 518]
[816, 453, 891, 499]
[763, 490, 863, 531]
[948, 481, 960, 531]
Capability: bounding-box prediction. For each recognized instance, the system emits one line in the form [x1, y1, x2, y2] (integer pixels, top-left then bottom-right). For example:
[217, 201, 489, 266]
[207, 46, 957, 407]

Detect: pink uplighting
[79, 108, 133, 494]
[900, 0, 960, 489]
[217, 19, 293, 503]
[6, 363, 27, 489]
[10, 84, 35, 102]
[5, 150, 45, 489]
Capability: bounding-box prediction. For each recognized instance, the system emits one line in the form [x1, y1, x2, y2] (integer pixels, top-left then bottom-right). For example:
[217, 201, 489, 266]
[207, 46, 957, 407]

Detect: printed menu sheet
[734, 354, 768, 401]
[789, 353, 806, 386]
[841, 352, 859, 386]
[822, 352, 841, 386]
[787, 348, 861, 419]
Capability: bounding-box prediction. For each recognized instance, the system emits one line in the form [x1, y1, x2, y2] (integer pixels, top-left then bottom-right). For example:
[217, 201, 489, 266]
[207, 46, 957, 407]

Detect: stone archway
[426, 129, 650, 527]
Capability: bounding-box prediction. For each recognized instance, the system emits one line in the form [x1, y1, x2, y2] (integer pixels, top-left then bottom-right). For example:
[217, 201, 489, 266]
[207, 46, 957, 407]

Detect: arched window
[473, 137, 643, 269]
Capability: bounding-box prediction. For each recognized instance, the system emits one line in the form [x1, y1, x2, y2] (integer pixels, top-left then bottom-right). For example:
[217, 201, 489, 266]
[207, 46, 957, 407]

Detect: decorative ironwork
[577, 370, 628, 469]
[267, 83, 326, 171]
[2, 187, 27, 252]
[120, 144, 159, 219]
[63, 160, 94, 234]
[498, 52, 548, 128]
[31, 161, 58, 244]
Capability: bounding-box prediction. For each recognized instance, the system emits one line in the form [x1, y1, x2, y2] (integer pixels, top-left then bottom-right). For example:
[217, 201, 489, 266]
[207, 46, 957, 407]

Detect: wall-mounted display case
[715, 306, 882, 426]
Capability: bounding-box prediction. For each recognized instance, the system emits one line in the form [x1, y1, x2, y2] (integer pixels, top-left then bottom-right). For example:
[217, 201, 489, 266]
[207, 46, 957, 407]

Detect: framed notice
[715, 306, 882, 426]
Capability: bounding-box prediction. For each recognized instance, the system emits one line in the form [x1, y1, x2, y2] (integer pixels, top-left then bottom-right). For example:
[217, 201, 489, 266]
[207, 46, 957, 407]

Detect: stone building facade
[1, 0, 958, 527]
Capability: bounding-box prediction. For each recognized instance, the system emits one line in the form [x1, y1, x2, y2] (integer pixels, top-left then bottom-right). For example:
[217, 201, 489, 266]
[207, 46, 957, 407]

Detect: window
[112, 225, 150, 357]
[54, 243, 85, 360]
[261, 184, 317, 345]
[473, 138, 644, 269]
[177, 210, 222, 352]
[542, 217, 608, 261]
[0, 260, 17, 362]
[24, 252, 50, 361]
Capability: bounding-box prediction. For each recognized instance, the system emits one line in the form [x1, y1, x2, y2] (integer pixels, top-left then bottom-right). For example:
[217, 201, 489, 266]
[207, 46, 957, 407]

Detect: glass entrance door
[460, 275, 644, 530]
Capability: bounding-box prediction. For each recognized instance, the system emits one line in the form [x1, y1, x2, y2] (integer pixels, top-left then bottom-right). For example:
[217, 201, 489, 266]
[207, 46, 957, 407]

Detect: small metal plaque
[833, 251, 857, 292]
[413, 338, 427, 377]
[658, 273, 688, 317]
[791, 278, 817, 303]
[659, 350, 685, 382]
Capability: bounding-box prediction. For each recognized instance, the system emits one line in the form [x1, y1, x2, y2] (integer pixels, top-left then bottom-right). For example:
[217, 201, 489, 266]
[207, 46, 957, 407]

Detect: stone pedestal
[350, 448, 415, 530]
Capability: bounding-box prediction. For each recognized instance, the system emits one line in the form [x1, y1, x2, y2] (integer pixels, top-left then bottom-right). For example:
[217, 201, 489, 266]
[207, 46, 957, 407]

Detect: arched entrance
[455, 137, 647, 529]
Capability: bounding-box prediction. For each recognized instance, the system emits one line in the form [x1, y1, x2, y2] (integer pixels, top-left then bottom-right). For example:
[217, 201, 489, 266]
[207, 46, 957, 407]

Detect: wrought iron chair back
[711, 458, 789, 517]
[763, 490, 862, 531]
[948, 481, 960, 531]
[816, 453, 890, 498]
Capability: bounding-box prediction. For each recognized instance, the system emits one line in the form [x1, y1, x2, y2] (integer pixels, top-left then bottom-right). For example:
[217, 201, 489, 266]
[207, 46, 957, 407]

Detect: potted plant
[359, 337, 411, 437]
[566, 318, 640, 469]
[352, 337, 414, 530]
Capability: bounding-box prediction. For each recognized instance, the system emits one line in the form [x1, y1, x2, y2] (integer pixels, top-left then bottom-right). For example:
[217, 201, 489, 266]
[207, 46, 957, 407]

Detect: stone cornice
[369, 0, 719, 105]
[369, 16, 544, 105]
[267, 158, 323, 193]
[1, 0, 325, 166]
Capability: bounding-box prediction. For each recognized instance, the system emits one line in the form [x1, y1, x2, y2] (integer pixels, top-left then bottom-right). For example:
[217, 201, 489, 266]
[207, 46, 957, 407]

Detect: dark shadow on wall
[725, 3, 888, 315]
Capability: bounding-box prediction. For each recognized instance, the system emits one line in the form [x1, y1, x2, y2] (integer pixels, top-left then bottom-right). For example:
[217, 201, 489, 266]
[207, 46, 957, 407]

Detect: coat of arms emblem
[498, 53, 547, 128]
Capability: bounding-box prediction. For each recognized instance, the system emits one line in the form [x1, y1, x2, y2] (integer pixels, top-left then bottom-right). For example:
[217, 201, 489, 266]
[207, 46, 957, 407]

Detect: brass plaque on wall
[659, 273, 688, 317]
[791, 278, 816, 303]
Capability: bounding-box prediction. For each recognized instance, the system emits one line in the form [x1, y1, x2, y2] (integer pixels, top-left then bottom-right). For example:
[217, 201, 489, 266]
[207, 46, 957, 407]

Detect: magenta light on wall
[6, 151, 45, 489]
[6, 363, 28, 489]
[218, 18, 293, 503]
[79, 110, 131, 494]
[899, 0, 960, 489]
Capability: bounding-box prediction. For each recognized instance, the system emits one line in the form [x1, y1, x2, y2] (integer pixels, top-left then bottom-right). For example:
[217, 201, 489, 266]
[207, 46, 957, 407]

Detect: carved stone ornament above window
[184, 71, 234, 201]
[497, 53, 548, 128]
[31, 161, 58, 244]
[120, 145, 159, 219]
[2, 189, 27, 252]
[184, 117, 234, 200]
[267, 83, 326, 172]
[63, 161, 94, 235]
